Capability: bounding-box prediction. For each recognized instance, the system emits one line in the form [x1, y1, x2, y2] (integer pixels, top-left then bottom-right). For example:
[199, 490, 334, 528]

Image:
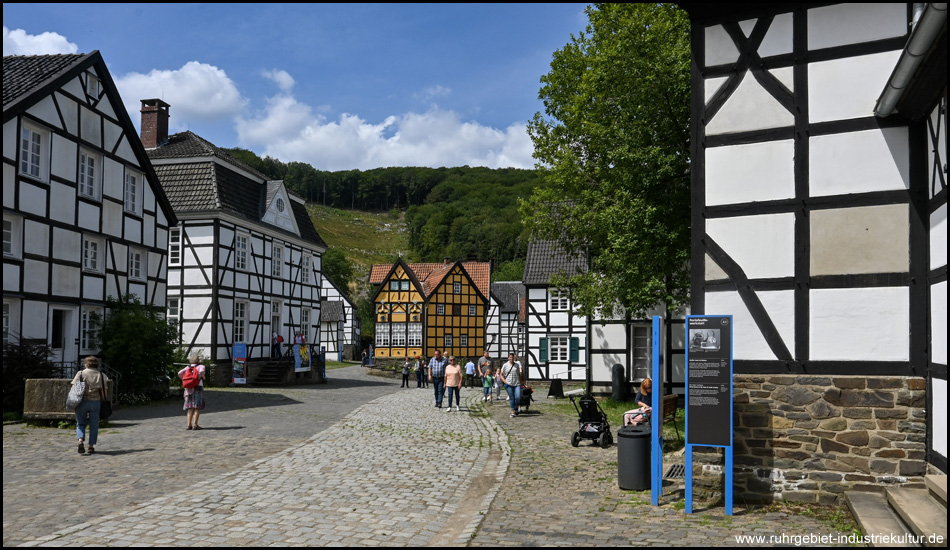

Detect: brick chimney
[140, 99, 170, 148]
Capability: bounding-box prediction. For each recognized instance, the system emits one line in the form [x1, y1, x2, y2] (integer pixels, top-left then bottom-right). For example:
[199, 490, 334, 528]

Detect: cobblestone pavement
[4, 368, 859, 547]
[470, 389, 860, 547]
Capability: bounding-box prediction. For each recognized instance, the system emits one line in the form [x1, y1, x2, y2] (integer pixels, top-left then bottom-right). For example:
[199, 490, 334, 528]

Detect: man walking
[427, 350, 449, 408]
[464, 358, 477, 388]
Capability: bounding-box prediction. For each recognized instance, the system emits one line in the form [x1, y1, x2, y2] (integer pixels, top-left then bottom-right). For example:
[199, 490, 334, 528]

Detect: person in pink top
[178, 355, 206, 430]
[444, 356, 463, 412]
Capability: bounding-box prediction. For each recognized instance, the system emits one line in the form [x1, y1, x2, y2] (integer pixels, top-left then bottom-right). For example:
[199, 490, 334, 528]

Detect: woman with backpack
[178, 355, 206, 430]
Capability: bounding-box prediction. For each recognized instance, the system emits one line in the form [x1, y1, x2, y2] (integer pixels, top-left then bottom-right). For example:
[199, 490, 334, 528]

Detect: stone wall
[691, 375, 927, 505]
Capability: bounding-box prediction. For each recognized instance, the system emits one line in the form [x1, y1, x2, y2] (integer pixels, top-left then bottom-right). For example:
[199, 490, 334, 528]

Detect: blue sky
[4, 3, 590, 171]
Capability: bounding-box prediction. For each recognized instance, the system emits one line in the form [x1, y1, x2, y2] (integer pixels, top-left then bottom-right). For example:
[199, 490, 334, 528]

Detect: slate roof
[369, 260, 491, 299]
[320, 300, 345, 322]
[523, 240, 587, 285]
[3, 53, 88, 110]
[491, 282, 525, 314]
[148, 132, 326, 249]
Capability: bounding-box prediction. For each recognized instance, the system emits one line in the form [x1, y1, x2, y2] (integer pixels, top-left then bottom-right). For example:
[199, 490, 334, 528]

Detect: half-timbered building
[486, 281, 525, 361]
[140, 100, 327, 382]
[683, 2, 946, 494]
[522, 240, 589, 382]
[369, 259, 490, 360]
[320, 273, 360, 360]
[3, 53, 176, 368]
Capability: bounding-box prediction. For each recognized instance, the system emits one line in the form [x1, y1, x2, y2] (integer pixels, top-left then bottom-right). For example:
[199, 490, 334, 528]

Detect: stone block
[895, 390, 925, 408]
[874, 449, 905, 459]
[767, 376, 795, 385]
[783, 491, 818, 503]
[842, 407, 873, 419]
[806, 400, 839, 419]
[774, 386, 821, 406]
[866, 378, 903, 389]
[789, 435, 819, 444]
[906, 378, 926, 390]
[771, 440, 802, 449]
[844, 474, 876, 482]
[808, 472, 844, 482]
[827, 390, 894, 408]
[852, 447, 872, 457]
[733, 393, 750, 404]
[750, 390, 771, 399]
[839, 456, 870, 473]
[786, 412, 812, 420]
[819, 418, 848, 431]
[820, 438, 850, 454]
[775, 449, 811, 461]
[23, 378, 114, 420]
[833, 377, 866, 389]
[869, 459, 897, 474]
[876, 419, 897, 430]
[898, 460, 926, 476]
[835, 430, 869, 446]
[897, 420, 925, 434]
[873, 402, 909, 417]
[799, 377, 832, 386]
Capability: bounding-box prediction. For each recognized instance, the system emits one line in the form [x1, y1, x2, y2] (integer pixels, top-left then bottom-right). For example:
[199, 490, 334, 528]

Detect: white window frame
[408, 323, 423, 347]
[437, 304, 445, 316]
[460, 334, 468, 347]
[632, 325, 652, 380]
[234, 301, 248, 343]
[85, 73, 100, 98]
[124, 169, 143, 214]
[235, 232, 249, 271]
[276, 197, 285, 212]
[167, 297, 181, 325]
[301, 308, 311, 340]
[444, 334, 453, 348]
[468, 305, 476, 316]
[391, 323, 406, 347]
[3, 214, 23, 259]
[453, 281, 462, 294]
[549, 336, 570, 362]
[80, 307, 102, 352]
[2, 300, 12, 345]
[376, 323, 390, 346]
[549, 289, 570, 311]
[78, 149, 102, 200]
[272, 242, 283, 278]
[82, 234, 105, 273]
[19, 122, 49, 182]
[168, 227, 182, 266]
[128, 246, 146, 281]
[301, 255, 311, 284]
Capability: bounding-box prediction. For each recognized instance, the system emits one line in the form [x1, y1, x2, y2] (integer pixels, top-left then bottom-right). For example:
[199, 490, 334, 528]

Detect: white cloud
[414, 85, 452, 103]
[262, 69, 295, 93]
[237, 81, 535, 171]
[3, 26, 78, 55]
[114, 61, 247, 132]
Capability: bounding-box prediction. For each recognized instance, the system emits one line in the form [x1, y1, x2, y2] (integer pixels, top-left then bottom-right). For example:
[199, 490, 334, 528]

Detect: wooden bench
[661, 394, 680, 439]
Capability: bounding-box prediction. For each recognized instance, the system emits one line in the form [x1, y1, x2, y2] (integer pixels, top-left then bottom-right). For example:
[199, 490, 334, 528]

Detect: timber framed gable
[372, 258, 425, 359]
[3, 52, 175, 365]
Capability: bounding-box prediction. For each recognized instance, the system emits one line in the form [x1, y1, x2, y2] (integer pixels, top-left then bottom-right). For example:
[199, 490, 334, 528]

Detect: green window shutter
[539, 338, 548, 362]
[569, 337, 579, 362]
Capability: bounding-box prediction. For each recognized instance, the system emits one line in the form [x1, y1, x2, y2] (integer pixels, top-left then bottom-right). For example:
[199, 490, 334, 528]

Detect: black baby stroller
[520, 385, 534, 411]
[570, 394, 613, 448]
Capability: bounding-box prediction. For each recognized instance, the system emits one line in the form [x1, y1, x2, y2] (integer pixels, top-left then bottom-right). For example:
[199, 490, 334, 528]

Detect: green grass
[307, 205, 408, 284]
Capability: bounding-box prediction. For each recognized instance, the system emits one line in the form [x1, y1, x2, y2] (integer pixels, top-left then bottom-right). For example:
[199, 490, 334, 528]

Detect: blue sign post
[684, 315, 733, 515]
[651, 316, 663, 505]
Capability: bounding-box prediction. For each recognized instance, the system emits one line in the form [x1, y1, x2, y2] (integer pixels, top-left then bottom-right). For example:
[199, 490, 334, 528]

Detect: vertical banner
[685, 315, 733, 515]
[295, 343, 312, 373]
[232, 342, 247, 385]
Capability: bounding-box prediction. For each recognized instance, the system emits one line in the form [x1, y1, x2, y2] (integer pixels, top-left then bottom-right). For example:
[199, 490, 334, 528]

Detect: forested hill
[225, 148, 537, 273]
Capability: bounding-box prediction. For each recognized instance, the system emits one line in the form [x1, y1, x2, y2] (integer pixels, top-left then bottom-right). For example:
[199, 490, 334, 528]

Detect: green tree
[322, 247, 354, 297]
[95, 295, 180, 393]
[524, 3, 691, 318]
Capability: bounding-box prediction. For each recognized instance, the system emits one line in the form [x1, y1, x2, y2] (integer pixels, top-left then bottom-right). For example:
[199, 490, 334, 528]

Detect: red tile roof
[369, 260, 491, 299]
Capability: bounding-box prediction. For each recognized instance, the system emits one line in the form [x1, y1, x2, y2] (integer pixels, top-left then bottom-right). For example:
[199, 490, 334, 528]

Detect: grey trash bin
[617, 424, 651, 490]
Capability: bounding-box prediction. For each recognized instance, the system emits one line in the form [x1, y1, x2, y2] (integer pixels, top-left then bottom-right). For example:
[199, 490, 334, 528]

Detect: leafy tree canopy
[95, 294, 180, 393]
[523, 3, 691, 318]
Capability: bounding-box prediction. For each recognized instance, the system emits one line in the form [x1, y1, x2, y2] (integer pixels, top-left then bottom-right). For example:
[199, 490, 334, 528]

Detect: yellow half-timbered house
[370, 259, 425, 359]
[369, 259, 490, 360]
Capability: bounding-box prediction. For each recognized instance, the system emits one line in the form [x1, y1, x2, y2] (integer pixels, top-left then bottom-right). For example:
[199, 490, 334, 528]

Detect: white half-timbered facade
[320, 274, 360, 360]
[685, 3, 946, 472]
[319, 299, 344, 360]
[3, 53, 176, 367]
[522, 240, 589, 381]
[141, 100, 327, 381]
[486, 281, 525, 361]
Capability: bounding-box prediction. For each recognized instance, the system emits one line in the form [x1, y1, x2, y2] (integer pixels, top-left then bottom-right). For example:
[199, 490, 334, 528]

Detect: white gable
[261, 184, 300, 236]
